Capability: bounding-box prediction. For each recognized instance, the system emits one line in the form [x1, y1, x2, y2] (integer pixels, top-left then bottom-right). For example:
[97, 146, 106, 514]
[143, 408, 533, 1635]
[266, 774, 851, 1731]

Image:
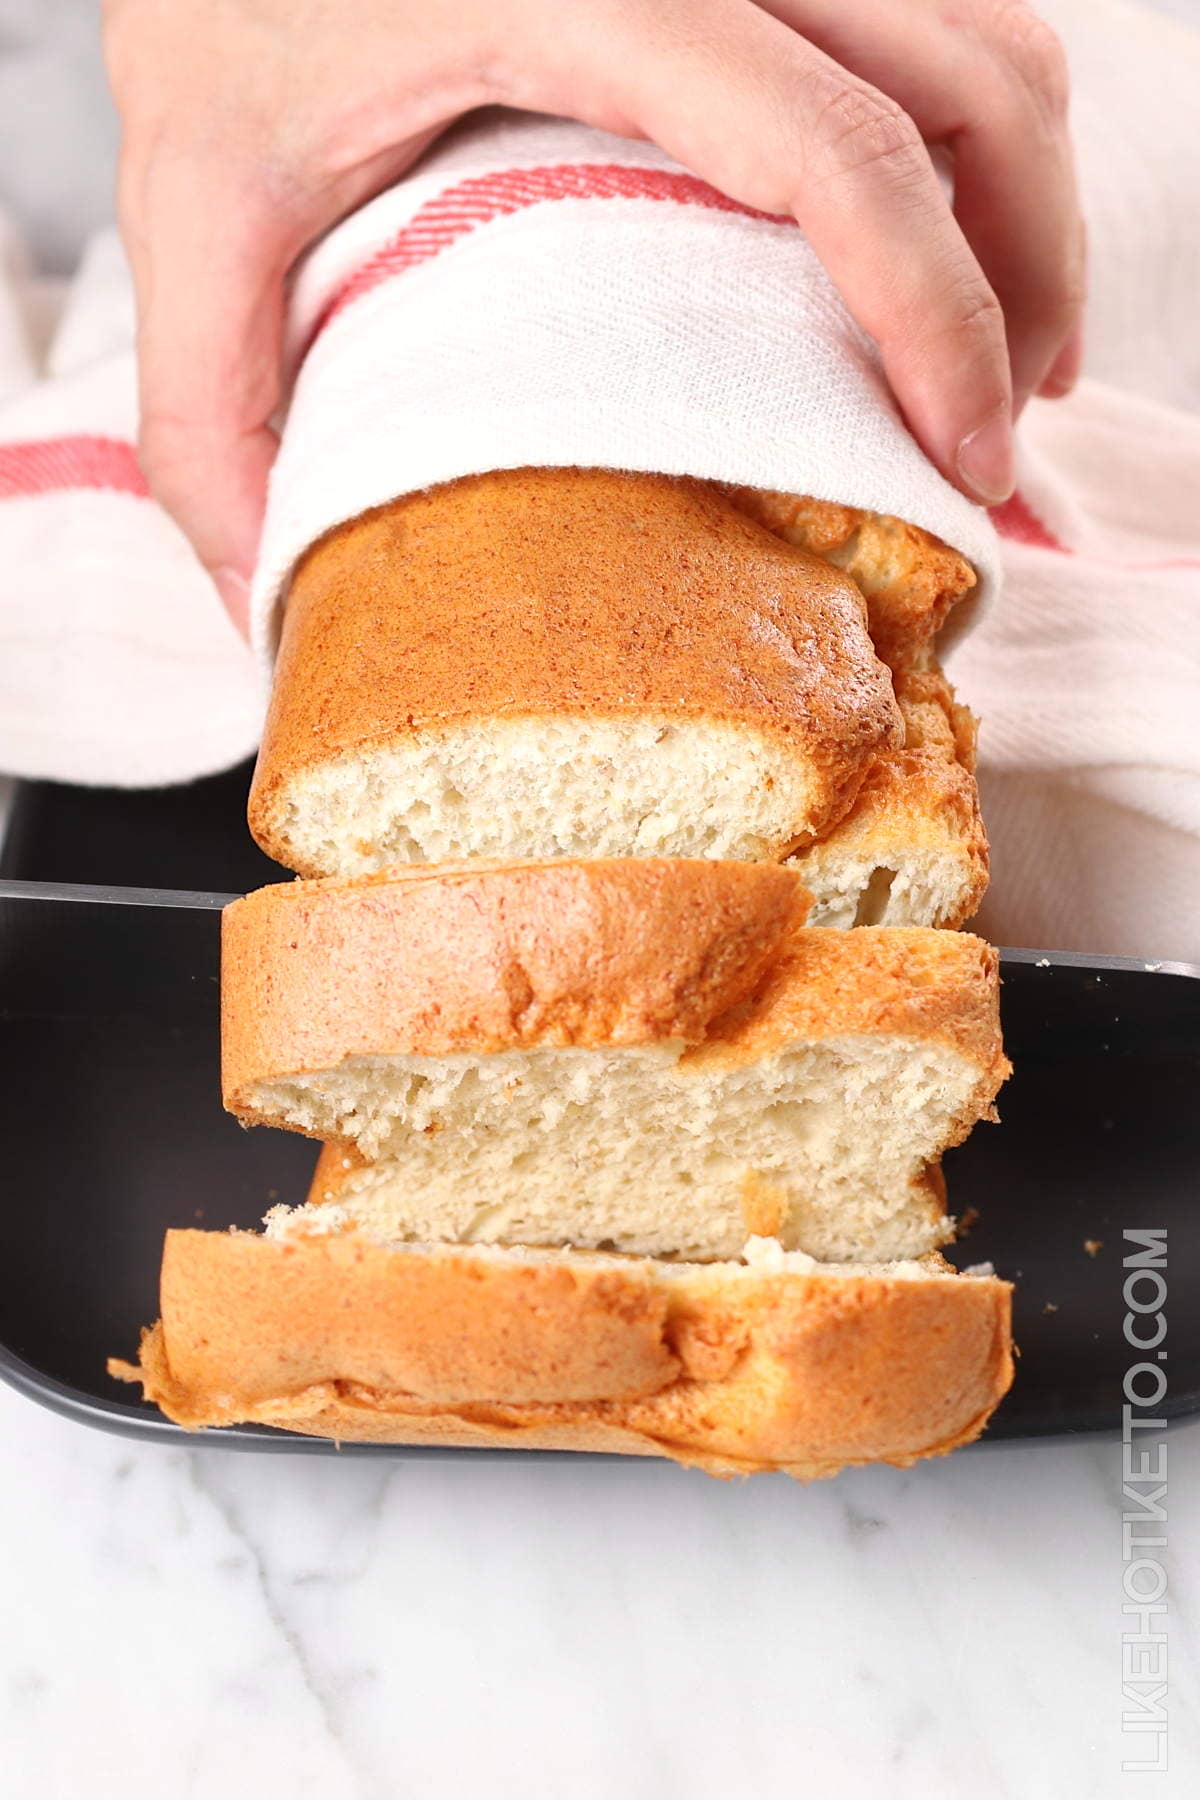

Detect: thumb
[122, 156, 300, 636]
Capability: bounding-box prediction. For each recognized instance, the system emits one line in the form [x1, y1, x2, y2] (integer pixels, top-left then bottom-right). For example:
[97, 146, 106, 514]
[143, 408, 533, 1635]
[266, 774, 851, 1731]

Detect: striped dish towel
[253, 109, 1000, 663]
[0, 225, 261, 786]
[0, 104, 1001, 794]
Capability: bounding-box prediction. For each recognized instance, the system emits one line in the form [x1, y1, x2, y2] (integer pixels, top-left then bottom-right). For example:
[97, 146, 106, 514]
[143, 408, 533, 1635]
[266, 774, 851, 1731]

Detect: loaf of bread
[247, 470, 985, 928]
[113, 1234, 1012, 1478]
[112, 473, 1013, 1477]
[221, 860, 1007, 1264]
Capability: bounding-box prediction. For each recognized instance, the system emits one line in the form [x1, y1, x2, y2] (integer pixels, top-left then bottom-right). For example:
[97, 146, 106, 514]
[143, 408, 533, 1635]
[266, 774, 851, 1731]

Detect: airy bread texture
[727, 488, 988, 929]
[790, 691, 985, 929]
[222, 862, 1008, 1263]
[245, 469, 987, 928]
[113, 1234, 1013, 1479]
[282, 1130, 949, 1260]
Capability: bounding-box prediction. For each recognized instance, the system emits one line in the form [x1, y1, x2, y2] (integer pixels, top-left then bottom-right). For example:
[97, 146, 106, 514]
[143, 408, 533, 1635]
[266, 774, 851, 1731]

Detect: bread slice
[246, 470, 983, 904]
[222, 861, 1008, 1263]
[290, 1139, 950, 1262]
[111, 1232, 1012, 1478]
[789, 671, 987, 929]
[724, 486, 980, 667]
[722, 488, 987, 928]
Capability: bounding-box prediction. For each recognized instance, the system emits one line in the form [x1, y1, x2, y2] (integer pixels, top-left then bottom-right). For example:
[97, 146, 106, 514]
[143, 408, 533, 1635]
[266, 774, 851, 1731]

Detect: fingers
[523, 0, 1013, 500]
[755, 0, 1085, 416]
[949, 6, 1085, 414]
[118, 124, 454, 631]
[1038, 319, 1084, 399]
[118, 151, 301, 635]
[792, 77, 1015, 502]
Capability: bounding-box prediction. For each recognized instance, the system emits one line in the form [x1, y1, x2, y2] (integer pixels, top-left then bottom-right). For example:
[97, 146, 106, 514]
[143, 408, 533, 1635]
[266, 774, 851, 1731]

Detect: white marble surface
[1, 2, 1196, 1793]
[1, 1378, 1195, 1798]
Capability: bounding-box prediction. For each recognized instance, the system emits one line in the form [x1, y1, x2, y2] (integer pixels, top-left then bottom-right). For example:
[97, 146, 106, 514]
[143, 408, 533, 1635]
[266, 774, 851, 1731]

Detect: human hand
[104, 0, 1083, 633]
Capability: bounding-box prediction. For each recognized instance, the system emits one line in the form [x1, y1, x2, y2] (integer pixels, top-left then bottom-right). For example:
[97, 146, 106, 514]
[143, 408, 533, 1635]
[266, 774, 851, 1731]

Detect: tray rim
[6, 1335, 1196, 1457]
[2, 878, 1200, 986]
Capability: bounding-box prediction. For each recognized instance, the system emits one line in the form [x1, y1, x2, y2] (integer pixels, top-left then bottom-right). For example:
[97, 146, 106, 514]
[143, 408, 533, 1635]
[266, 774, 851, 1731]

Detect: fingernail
[956, 409, 1015, 506]
[1040, 324, 1085, 401]
[1011, 385, 1032, 424]
[1038, 370, 1076, 400]
[211, 566, 252, 639]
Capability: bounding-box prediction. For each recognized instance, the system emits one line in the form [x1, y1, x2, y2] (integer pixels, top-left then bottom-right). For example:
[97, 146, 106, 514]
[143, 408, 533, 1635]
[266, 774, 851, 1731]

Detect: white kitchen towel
[254, 109, 1000, 663]
[0, 0, 1196, 962]
[0, 229, 262, 786]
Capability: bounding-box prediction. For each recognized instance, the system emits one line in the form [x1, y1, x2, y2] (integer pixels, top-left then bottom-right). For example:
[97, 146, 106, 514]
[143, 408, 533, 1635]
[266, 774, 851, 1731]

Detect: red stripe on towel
[0, 435, 149, 500]
[316, 162, 793, 335]
[3, 435, 1192, 580]
[992, 490, 1200, 570]
[990, 492, 1064, 551]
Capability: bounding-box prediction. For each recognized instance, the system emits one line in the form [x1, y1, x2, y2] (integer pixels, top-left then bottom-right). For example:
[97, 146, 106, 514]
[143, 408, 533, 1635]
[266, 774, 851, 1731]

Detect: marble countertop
[3, 1379, 1195, 1797]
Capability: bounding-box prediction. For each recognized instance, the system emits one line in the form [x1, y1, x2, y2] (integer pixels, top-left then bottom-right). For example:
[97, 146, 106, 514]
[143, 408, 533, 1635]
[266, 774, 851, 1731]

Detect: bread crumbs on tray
[1084, 1238, 1104, 1257]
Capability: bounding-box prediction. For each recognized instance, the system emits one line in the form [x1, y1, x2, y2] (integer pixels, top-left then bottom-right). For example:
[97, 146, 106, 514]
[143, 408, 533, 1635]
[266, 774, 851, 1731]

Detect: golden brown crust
[309, 1140, 368, 1200]
[154, 1232, 681, 1406]
[688, 928, 1005, 1102]
[248, 468, 905, 871]
[827, 749, 983, 872]
[892, 663, 980, 771]
[222, 859, 812, 1118]
[677, 930, 1008, 1168]
[725, 487, 977, 667]
[112, 1233, 1013, 1479]
[736, 493, 987, 927]
[788, 747, 989, 930]
[222, 861, 1007, 1137]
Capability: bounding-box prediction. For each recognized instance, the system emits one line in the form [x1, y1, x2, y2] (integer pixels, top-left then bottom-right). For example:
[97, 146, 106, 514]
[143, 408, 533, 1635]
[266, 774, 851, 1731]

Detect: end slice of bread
[112, 1233, 1012, 1478]
[790, 734, 986, 930]
[730, 489, 988, 929]
[248, 470, 905, 876]
[725, 485, 978, 666]
[221, 863, 1008, 1264]
[247, 469, 988, 930]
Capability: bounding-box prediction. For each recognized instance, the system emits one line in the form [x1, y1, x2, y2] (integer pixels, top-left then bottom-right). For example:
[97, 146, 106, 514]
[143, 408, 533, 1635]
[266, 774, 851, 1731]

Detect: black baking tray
[2, 768, 1198, 1455]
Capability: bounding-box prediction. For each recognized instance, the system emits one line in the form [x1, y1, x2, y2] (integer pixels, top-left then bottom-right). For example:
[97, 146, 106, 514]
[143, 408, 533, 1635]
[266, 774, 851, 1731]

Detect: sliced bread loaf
[222, 861, 1008, 1264]
[246, 470, 985, 929]
[113, 1232, 1012, 1477]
